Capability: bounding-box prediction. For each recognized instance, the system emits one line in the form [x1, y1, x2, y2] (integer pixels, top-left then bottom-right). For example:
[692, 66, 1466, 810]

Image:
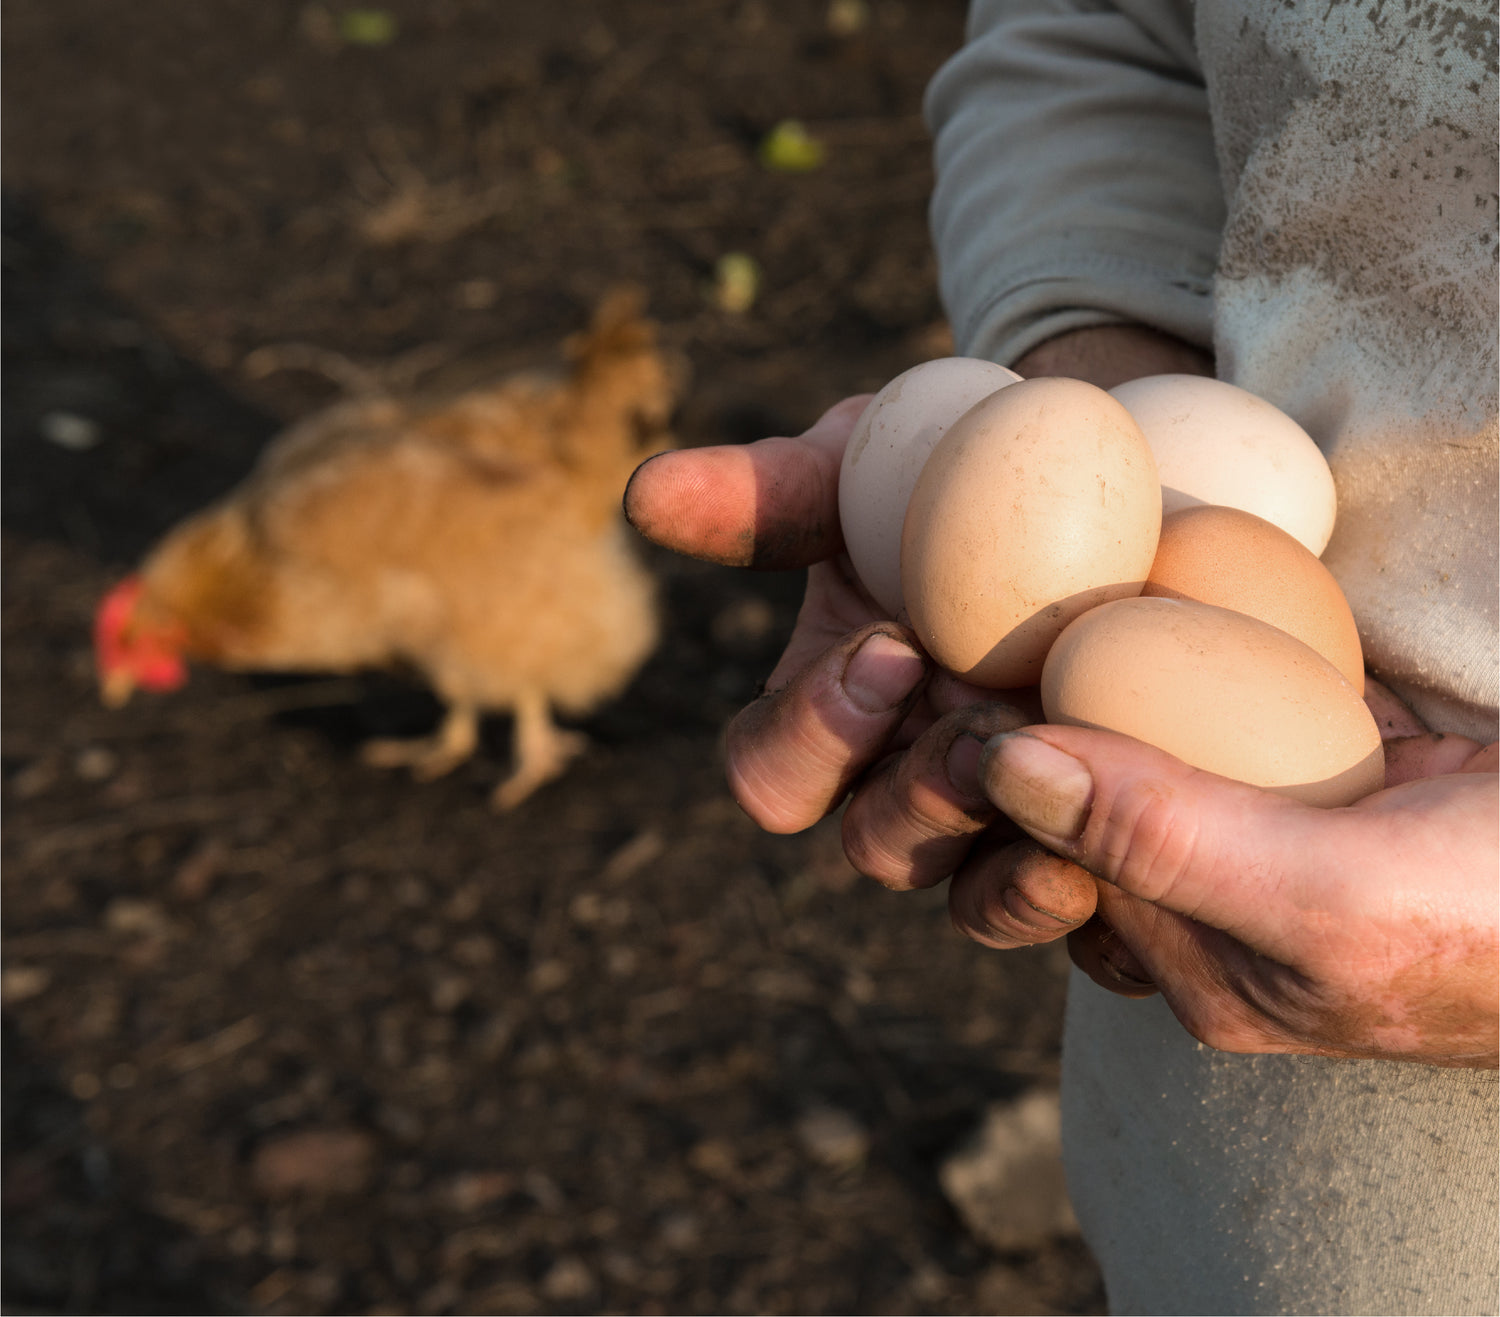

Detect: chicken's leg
[490, 688, 587, 811]
[361, 703, 480, 781]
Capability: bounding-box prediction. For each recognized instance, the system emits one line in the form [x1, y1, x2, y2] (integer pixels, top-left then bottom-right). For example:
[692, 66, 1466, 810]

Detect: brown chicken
[93, 289, 681, 809]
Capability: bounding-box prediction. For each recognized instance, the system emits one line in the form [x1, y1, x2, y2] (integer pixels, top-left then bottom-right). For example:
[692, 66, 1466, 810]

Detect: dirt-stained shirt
[926, 6, 1498, 1313]
[926, 0, 1499, 740]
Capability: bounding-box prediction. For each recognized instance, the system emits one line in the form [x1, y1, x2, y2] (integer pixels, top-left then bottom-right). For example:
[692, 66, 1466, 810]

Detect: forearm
[927, 0, 1224, 365]
[1012, 324, 1213, 390]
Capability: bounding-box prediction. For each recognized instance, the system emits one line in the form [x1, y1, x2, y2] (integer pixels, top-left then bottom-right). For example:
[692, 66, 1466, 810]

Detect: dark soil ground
[2, 3, 1104, 1313]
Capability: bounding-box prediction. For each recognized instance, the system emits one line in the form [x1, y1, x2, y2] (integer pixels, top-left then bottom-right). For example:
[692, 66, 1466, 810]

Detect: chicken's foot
[490, 689, 587, 811]
[361, 704, 480, 780]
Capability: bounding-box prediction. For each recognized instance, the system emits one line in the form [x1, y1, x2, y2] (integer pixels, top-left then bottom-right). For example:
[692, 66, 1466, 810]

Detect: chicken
[93, 288, 682, 809]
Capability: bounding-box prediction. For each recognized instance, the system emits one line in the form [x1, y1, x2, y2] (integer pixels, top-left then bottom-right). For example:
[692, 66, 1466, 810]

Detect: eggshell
[838, 357, 1022, 615]
[1144, 505, 1365, 692]
[1041, 597, 1384, 807]
[1109, 375, 1338, 555]
[901, 377, 1161, 688]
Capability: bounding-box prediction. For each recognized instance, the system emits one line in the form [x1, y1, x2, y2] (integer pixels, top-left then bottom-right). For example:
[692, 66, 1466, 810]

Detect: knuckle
[840, 810, 901, 885]
[723, 696, 854, 834]
[1093, 781, 1207, 911]
[841, 755, 987, 890]
[841, 802, 943, 890]
[949, 850, 1084, 949]
[949, 883, 1030, 948]
[725, 751, 829, 834]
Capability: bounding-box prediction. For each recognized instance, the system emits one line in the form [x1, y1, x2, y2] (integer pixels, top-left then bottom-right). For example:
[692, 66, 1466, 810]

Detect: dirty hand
[624, 394, 1006, 830]
[623, 346, 1498, 1069]
[622, 327, 1207, 837]
[961, 716, 1498, 1067]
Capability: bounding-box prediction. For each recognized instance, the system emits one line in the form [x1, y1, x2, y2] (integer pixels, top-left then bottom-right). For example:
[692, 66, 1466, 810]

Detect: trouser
[1060, 969, 1500, 1316]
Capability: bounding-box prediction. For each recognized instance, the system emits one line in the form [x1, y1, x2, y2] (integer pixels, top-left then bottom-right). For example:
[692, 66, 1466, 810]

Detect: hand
[625, 394, 1007, 831]
[623, 326, 1211, 836]
[628, 331, 1499, 1068]
[963, 717, 1498, 1067]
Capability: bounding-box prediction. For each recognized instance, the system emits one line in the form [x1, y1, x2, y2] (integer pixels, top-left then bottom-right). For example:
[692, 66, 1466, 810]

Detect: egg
[1108, 375, 1338, 555]
[838, 357, 1022, 615]
[1144, 505, 1365, 692]
[901, 377, 1161, 688]
[1041, 597, 1384, 807]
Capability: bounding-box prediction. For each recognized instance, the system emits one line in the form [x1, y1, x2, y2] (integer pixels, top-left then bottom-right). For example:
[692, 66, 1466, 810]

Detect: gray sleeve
[926, 0, 1224, 365]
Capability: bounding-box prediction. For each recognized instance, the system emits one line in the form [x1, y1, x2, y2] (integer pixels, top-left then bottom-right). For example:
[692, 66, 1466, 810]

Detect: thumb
[978, 725, 1343, 955]
[623, 395, 871, 570]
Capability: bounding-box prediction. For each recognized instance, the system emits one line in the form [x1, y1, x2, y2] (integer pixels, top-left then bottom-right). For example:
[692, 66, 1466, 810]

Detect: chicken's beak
[100, 668, 136, 708]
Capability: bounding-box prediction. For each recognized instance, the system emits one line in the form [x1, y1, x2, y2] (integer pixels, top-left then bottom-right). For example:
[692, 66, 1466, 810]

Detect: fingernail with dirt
[1001, 883, 1086, 932]
[841, 632, 925, 714]
[983, 731, 1093, 841]
[944, 731, 987, 802]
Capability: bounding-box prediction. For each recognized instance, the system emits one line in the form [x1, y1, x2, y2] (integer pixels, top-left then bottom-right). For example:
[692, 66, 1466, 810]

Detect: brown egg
[1041, 597, 1384, 807]
[1143, 505, 1365, 694]
[901, 377, 1161, 688]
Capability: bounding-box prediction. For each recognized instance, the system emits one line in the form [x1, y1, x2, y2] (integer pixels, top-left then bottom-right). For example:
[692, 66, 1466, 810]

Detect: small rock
[939, 1089, 1079, 1252]
[541, 1256, 596, 1303]
[602, 1249, 641, 1284]
[529, 958, 571, 993]
[172, 839, 227, 901]
[523, 1170, 566, 1211]
[907, 1263, 951, 1305]
[687, 1138, 737, 1181]
[1, 965, 51, 1006]
[429, 974, 471, 1013]
[39, 411, 103, 451]
[796, 1105, 870, 1171]
[72, 745, 118, 781]
[103, 897, 170, 939]
[251, 1127, 375, 1198]
[455, 278, 497, 310]
[569, 891, 605, 925]
[710, 595, 777, 652]
[445, 1169, 513, 1212]
[826, 0, 870, 35]
[600, 829, 664, 884]
[657, 1209, 701, 1251]
[11, 757, 60, 799]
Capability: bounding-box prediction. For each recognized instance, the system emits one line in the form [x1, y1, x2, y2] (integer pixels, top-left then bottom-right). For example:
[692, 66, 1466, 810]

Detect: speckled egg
[838, 357, 1022, 616]
[1041, 597, 1384, 807]
[1109, 374, 1338, 555]
[1143, 504, 1365, 692]
[901, 377, 1161, 688]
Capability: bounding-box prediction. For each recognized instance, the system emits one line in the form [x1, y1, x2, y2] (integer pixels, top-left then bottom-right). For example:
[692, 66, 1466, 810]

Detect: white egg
[1109, 374, 1338, 555]
[838, 357, 1022, 615]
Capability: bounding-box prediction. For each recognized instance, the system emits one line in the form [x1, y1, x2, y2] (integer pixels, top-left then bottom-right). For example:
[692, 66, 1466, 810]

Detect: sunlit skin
[623, 326, 1499, 1068]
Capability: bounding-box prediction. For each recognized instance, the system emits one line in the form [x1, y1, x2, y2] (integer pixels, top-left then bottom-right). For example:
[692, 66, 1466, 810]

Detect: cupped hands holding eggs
[836, 358, 1382, 807]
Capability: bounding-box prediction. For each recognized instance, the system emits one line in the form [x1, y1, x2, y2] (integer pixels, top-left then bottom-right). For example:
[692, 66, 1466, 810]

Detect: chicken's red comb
[94, 575, 187, 691]
[94, 576, 146, 658]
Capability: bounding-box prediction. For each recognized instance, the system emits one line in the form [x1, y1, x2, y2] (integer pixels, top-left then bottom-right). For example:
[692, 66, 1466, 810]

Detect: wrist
[1012, 325, 1214, 390]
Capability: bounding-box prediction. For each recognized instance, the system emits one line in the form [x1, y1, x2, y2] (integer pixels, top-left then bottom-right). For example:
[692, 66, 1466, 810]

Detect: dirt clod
[250, 1128, 377, 1200]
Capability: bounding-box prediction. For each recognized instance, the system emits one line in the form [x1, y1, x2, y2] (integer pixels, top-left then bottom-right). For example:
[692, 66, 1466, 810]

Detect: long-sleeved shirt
[926, 4, 1498, 1311]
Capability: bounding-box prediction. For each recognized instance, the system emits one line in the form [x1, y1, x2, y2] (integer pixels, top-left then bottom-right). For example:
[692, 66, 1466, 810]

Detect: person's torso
[1196, 0, 1499, 738]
